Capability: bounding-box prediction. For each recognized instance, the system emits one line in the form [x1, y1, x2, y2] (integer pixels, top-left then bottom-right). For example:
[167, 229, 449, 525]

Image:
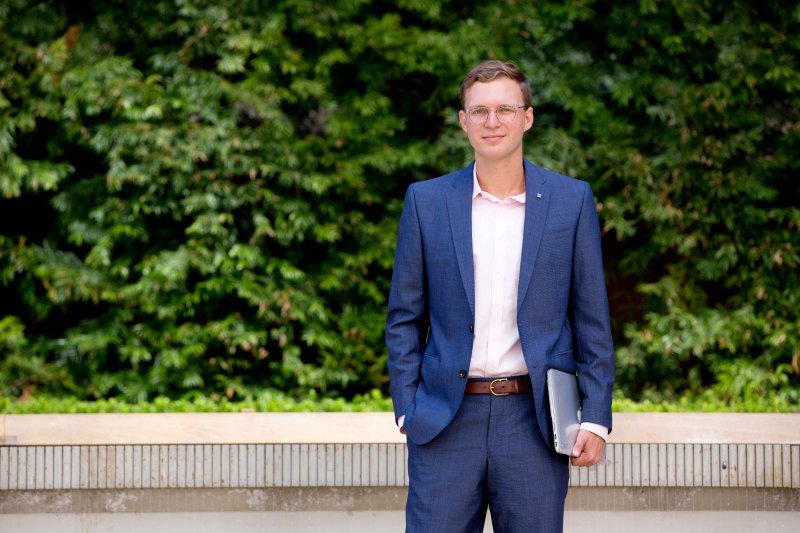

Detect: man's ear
[524, 107, 534, 132]
[458, 110, 469, 133]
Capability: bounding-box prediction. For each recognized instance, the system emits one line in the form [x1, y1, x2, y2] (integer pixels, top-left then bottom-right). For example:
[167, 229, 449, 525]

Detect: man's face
[459, 77, 534, 163]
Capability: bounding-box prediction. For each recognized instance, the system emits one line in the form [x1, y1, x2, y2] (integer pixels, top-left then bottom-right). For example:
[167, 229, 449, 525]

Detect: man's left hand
[570, 429, 605, 467]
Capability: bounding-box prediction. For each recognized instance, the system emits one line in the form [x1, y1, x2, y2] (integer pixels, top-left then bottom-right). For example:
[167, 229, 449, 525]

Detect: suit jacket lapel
[446, 163, 475, 317]
[518, 160, 550, 310]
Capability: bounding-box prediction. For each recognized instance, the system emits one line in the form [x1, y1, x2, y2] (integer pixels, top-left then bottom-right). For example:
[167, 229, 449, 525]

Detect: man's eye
[497, 106, 515, 114]
[470, 108, 488, 115]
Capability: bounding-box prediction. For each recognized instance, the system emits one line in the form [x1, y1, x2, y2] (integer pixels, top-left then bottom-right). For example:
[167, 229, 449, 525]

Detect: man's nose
[484, 109, 501, 127]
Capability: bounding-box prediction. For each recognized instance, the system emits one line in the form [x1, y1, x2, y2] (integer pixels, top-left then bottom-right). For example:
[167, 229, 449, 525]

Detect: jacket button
[468, 324, 474, 333]
[459, 370, 467, 378]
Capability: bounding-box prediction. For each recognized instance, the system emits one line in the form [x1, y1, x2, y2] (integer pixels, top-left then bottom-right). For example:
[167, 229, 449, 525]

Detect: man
[386, 60, 615, 532]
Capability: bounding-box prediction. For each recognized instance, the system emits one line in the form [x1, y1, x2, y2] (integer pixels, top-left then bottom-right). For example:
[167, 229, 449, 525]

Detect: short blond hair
[459, 60, 533, 109]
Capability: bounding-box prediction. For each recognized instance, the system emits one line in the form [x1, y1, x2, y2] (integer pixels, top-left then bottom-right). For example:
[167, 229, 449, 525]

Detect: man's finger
[571, 431, 587, 457]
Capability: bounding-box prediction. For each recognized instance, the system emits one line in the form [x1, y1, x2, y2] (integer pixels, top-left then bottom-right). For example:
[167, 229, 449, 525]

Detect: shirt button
[459, 370, 467, 378]
[468, 325, 474, 333]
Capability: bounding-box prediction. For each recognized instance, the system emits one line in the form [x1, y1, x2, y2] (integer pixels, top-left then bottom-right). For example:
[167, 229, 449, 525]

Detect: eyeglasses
[463, 104, 529, 125]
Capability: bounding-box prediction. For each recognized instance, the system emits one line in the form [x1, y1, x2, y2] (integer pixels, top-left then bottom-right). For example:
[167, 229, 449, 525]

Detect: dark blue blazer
[386, 159, 615, 447]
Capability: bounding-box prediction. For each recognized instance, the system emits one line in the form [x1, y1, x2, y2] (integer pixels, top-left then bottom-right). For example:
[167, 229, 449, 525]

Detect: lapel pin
[536, 193, 542, 199]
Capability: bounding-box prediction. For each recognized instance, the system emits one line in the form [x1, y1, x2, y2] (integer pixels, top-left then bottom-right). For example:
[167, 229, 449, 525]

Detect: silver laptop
[546, 368, 582, 455]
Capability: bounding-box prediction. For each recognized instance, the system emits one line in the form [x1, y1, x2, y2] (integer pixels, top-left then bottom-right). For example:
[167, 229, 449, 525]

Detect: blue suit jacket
[386, 159, 615, 447]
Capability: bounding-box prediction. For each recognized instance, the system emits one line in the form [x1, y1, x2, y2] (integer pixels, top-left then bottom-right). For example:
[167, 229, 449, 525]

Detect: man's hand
[570, 429, 604, 467]
[399, 426, 407, 435]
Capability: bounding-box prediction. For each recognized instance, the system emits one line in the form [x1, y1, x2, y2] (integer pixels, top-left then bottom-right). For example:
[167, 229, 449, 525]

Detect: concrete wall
[0, 413, 798, 532]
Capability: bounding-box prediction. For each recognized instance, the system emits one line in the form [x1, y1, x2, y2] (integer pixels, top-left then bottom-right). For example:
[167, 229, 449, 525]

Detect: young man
[386, 60, 615, 532]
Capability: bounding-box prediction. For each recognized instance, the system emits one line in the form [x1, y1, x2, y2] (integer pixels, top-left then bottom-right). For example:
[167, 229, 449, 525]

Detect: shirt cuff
[398, 415, 405, 428]
[580, 422, 608, 441]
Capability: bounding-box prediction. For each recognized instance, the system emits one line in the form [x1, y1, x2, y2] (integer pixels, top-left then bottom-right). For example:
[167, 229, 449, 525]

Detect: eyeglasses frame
[462, 104, 530, 125]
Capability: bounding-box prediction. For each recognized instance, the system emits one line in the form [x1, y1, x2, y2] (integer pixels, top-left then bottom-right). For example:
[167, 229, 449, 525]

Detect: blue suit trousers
[406, 381, 569, 532]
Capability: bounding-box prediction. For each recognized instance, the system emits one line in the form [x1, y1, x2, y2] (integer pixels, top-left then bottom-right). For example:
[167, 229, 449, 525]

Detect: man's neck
[474, 156, 526, 200]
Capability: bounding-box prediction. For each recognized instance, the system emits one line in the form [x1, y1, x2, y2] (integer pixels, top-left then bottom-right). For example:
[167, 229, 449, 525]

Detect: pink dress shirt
[469, 170, 528, 377]
[469, 167, 608, 442]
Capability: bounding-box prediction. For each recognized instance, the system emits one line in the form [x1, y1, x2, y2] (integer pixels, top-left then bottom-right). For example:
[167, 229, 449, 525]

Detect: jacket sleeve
[571, 182, 615, 432]
[385, 185, 430, 424]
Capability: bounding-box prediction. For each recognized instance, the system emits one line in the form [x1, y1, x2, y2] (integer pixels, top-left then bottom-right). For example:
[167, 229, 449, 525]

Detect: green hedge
[1, 0, 798, 411]
[2, 392, 794, 414]
[0, 390, 393, 414]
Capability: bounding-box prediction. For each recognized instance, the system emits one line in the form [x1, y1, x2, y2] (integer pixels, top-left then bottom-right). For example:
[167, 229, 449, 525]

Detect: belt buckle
[489, 378, 509, 396]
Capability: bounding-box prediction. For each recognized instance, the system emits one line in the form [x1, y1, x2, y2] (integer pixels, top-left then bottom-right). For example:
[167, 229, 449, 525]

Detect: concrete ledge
[2, 412, 798, 445]
[0, 413, 402, 446]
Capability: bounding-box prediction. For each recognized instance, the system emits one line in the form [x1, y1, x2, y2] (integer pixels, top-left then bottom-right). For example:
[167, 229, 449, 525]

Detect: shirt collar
[472, 164, 527, 204]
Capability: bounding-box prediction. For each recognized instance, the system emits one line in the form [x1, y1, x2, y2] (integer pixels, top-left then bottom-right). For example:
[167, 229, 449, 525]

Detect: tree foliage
[0, 0, 798, 410]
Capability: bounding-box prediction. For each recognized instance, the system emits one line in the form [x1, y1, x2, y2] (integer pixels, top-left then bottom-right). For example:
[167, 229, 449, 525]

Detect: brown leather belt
[465, 377, 529, 396]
